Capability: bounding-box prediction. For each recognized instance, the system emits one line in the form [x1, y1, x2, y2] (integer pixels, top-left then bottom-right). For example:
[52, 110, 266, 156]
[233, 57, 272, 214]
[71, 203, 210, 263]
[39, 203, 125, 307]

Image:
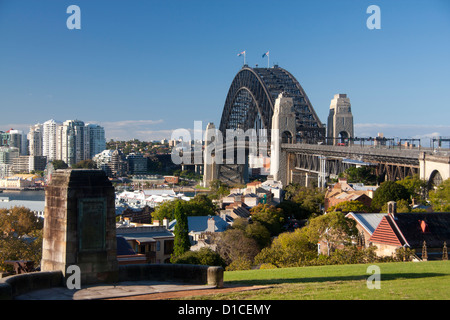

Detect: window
[156, 241, 160, 251]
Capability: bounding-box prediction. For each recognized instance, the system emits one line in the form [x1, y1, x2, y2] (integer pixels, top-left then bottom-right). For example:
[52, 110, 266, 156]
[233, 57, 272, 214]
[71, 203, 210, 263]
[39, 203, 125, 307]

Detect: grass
[193, 261, 450, 300]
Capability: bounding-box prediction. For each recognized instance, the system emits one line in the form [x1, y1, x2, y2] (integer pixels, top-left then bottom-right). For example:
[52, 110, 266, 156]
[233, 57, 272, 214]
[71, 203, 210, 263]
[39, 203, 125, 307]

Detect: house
[116, 225, 175, 264]
[168, 215, 229, 250]
[346, 212, 387, 247]
[368, 202, 450, 260]
[116, 236, 148, 265]
[324, 178, 375, 211]
[221, 201, 251, 220]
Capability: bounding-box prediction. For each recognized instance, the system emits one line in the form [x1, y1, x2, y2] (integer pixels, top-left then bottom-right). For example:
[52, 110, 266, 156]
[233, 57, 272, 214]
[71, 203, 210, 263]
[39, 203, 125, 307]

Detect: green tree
[0, 207, 44, 272]
[396, 175, 427, 202]
[232, 218, 271, 249]
[250, 204, 284, 236]
[283, 184, 325, 218]
[208, 180, 230, 200]
[428, 178, 450, 212]
[339, 166, 377, 185]
[71, 159, 97, 169]
[254, 228, 316, 268]
[304, 211, 358, 256]
[326, 200, 370, 213]
[371, 181, 410, 211]
[171, 247, 226, 267]
[171, 202, 191, 260]
[51, 160, 68, 170]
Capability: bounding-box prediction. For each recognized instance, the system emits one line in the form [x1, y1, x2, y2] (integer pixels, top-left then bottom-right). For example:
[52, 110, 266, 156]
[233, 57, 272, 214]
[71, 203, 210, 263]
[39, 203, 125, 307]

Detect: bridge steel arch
[219, 66, 325, 142]
[214, 66, 325, 185]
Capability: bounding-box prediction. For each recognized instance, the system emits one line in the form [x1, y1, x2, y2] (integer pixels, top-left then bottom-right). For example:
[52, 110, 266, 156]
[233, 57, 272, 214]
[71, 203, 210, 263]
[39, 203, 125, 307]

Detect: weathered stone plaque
[78, 197, 106, 252]
[41, 169, 118, 285]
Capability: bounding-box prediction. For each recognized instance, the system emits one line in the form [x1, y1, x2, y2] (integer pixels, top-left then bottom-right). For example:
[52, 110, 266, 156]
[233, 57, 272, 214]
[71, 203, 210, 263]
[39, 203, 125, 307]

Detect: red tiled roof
[369, 215, 404, 246]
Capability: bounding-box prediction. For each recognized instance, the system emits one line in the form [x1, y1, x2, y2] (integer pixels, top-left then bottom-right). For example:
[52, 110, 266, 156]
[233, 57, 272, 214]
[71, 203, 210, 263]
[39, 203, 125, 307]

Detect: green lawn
[205, 261, 450, 300]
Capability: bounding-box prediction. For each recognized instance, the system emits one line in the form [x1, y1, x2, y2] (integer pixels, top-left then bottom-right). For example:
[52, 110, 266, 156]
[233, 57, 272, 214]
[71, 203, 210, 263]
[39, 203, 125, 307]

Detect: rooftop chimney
[387, 201, 397, 215]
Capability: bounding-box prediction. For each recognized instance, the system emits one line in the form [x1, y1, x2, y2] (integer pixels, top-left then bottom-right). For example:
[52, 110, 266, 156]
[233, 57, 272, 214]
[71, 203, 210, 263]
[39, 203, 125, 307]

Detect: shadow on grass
[225, 272, 447, 286]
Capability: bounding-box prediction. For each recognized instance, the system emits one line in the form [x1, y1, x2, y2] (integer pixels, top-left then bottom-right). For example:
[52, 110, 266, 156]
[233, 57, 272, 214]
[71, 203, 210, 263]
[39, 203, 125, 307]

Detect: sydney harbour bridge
[176, 64, 450, 189]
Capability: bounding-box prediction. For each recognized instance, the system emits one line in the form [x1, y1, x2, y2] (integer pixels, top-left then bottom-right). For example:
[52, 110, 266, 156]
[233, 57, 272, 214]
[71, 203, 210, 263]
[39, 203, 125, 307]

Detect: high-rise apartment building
[28, 124, 43, 157]
[85, 123, 106, 159]
[43, 119, 61, 161]
[31, 119, 106, 167]
[58, 120, 86, 167]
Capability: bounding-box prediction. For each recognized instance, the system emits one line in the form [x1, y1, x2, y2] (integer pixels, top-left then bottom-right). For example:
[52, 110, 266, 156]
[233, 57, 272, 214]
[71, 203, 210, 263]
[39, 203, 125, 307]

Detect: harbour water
[0, 190, 45, 201]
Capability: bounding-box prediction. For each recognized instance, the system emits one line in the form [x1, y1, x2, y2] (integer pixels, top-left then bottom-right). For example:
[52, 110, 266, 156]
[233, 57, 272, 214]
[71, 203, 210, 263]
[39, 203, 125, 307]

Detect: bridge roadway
[178, 141, 429, 185]
[281, 143, 422, 164]
[281, 143, 424, 186]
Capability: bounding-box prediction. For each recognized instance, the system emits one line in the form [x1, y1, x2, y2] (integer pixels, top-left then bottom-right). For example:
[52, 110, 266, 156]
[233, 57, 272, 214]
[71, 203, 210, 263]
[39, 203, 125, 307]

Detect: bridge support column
[270, 93, 296, 187]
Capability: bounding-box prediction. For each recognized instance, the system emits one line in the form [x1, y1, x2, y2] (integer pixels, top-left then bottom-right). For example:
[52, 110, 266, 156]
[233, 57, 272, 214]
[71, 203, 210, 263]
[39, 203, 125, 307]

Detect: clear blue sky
[0, 0, 449, 142]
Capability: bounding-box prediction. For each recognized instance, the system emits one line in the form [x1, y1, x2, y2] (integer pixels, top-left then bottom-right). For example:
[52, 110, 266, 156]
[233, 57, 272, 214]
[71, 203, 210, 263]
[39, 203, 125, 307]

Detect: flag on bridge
[262, 51, 269, 57]
[237, 51, 246, 56]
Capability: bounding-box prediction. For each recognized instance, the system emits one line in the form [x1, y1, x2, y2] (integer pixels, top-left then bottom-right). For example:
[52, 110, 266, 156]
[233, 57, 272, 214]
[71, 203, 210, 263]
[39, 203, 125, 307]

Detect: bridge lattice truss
[216, 66, 325, 184]
[219, 66, 325, 142]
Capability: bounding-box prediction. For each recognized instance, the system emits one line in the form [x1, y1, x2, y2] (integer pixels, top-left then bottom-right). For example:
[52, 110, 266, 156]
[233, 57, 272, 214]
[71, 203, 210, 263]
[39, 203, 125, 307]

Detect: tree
[428, 178, 450, 212]
[0, 207, 44, 272]
[171, 202, 190, 260]
[304, 211, 358, 256]
[51, 160, 68, 170]
[250, 204, 284, 236]
[208, 180, 230, 200]
[231, 218, 271, 249]
[371, 181, 410, 211]
[339, 166, 377, 185]
[254, 228, 316, 268]
[71, 159, 97, 169]
[326, 200, 370, 213]
[214, 229, 260, 267]
[171, 247, 226, 267]
[396, 175, 427, 202]
[283, 184, 325, 218]
[152, 194, 216, 222]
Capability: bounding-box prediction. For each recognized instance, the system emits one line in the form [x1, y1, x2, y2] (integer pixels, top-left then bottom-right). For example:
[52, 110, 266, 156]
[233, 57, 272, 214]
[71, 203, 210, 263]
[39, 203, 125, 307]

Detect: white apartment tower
[43, 119, 61, 161]
[58, 120, 86, 167]
[28, 124, 43, 157]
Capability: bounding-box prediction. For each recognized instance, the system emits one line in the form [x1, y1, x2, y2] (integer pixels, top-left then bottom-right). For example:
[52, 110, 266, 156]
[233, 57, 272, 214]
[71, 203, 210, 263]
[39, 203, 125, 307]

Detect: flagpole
[268, 53, 269, 68]
[244, 51, 246, 66]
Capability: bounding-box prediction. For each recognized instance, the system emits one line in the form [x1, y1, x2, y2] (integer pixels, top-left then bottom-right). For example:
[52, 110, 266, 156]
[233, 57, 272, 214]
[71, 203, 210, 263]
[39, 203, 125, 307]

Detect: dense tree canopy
[371, 181, 410, 211]
[428, 178, 450, 212]
[0, 207, 43, 272]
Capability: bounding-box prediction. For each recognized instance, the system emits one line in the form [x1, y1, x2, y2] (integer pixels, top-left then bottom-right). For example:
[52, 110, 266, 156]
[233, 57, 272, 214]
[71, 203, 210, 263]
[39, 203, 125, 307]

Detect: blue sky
[0, 0, 449, 142]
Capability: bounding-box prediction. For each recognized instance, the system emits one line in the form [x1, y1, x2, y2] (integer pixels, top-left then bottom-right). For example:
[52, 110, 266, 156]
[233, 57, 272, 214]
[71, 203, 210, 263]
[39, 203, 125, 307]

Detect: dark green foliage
[371, 181, 410, 211]
[171, 202, 191, 260]
[171, 247, 226, 267]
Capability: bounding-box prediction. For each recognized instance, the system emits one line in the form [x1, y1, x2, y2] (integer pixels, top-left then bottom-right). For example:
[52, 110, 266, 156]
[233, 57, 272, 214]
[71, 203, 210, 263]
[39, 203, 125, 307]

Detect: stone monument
[41, 169, 118, 285]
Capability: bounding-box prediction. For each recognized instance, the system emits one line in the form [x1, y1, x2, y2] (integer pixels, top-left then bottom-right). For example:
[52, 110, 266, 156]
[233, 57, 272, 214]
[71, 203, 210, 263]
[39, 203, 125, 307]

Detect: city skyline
[1, 0, 449, 141]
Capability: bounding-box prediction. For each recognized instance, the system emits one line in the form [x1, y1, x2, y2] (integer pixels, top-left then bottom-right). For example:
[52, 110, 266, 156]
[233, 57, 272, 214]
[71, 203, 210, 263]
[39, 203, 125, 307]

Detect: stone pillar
[41, 169, 118, 285]
[327, 94, 354, 145]
[270, 92, 296, 183]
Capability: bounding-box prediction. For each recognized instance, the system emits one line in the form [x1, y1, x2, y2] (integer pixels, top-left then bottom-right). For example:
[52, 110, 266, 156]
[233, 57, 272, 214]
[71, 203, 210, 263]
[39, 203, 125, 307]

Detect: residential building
[368, 208, 450, 260]
[127, 153, 148, 175]
[324, 178, 376, 211]
[28, 124, 43, 157]
[168, 215, 229, 250]
[116, 225, 175, 264]
[85, 123, 106, 159]
[42, 119, 61, 161]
